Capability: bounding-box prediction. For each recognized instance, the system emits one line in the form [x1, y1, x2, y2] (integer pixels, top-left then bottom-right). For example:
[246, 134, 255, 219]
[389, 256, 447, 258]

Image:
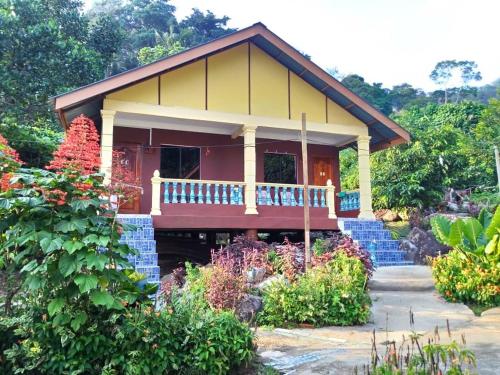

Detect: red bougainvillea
[47, 115, 100, 174]
[0, 133, 23, 192]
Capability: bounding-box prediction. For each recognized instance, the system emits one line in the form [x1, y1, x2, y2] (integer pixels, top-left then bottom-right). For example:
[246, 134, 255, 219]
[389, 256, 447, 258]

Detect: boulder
[246, 267, 266, 284]
[400, 227, 450, 264]
[237, 294, 263, 322]
[256, 274, 288, 291]
[376, 209, 401, 222]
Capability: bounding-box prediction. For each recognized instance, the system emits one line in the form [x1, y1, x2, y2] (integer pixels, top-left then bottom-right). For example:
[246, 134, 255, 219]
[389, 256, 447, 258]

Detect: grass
[384, 220, 411, 240]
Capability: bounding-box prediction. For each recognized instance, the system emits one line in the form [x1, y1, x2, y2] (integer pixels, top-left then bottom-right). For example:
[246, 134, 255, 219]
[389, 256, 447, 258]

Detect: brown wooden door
[116, 143, 142, 214]
[313, 157, 333, 186]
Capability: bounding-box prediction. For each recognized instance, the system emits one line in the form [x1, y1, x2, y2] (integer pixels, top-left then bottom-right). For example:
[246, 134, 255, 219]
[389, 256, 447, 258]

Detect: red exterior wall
[113, 126, 357, 229]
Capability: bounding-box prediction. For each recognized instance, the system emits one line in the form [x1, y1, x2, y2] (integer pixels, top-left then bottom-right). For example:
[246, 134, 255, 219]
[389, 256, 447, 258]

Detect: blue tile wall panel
[117, 214, 160, 286]
[338, 219, 412, 267]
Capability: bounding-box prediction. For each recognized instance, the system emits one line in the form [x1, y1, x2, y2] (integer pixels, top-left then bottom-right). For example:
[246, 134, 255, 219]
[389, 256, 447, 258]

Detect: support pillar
[245, 229, 258, 240]
[243, 125, 258, 215]
[100, 110, 116, 185]
[357, 135, 375, 219]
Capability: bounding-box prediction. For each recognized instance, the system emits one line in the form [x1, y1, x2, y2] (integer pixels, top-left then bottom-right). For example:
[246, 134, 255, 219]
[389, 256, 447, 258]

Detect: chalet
[52, 23, 411, 279]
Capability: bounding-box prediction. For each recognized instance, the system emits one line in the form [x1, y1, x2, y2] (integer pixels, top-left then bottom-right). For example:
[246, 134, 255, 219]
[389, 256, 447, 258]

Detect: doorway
[313, 157, 333, 186]
[116, 143, 142, 214]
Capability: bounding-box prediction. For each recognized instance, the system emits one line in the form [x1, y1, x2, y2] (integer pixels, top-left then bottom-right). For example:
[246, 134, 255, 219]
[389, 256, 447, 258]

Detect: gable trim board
[52, 22, 410, 151]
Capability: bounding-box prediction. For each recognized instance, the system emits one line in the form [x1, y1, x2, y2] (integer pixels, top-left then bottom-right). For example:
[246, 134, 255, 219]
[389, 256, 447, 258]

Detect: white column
[150, 170, 162, 215]
[243, 125, 258, 215]
[357, 135, 375, 219]
[100, 110, 115, 185]
[326, 179, 337, 219]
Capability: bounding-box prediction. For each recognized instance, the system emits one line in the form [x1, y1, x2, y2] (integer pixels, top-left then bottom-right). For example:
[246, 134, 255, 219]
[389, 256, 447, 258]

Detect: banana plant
[431, 206, 500, 264]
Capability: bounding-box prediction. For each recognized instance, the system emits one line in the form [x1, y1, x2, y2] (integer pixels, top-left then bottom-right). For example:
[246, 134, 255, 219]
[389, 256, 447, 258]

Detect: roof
[53, 22, 410, 151]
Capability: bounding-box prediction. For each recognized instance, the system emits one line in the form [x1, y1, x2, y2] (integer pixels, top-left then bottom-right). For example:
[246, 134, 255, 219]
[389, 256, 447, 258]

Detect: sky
[86, 0, 500, 91]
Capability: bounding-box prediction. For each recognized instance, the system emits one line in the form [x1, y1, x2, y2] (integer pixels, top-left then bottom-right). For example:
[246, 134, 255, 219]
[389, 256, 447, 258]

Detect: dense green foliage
[0, 127, 254, 374]
[432, 250, 499, 307]
[258, 252, 371, 327]
[341, 101, 498, 209]
[431, 207, 500, 264]
[431, 208, 500, 308]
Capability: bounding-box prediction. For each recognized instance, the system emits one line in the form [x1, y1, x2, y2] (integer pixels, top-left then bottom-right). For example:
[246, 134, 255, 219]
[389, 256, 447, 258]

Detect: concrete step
[345, 229, 393, 241]
[357, 239, 400, 251]
[121, 227, 155, 241]
[368, 266, 434, 291]
[127, 252, 158, 267]
[338, 219, 383, 231]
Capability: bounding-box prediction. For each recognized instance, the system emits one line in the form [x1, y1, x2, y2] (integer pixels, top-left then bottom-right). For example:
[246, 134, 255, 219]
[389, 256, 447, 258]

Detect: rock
[380, 210, 401, 222]
[246, 267, 266, 284]
[400, 227, 450, 264]
[237, 294, 263, 322]
[256, 274, 288, 290]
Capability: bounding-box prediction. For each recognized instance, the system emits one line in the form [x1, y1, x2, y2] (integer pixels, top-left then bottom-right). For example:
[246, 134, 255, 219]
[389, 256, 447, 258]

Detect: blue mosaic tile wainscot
[338, 218, 412, 267]
[117, 214, 160, 285]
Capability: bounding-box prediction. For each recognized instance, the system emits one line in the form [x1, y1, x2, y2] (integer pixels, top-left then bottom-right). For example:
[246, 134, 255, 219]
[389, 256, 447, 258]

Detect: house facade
[53, 23, 410, 264]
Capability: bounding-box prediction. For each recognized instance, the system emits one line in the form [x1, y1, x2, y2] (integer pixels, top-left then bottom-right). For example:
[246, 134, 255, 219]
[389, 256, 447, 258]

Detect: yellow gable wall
[105, 43, 367, 129]
[327, 99, 365, 126]
[250, 44, 288, 118]
[207, 43, 249, 113]
[289, 72, 326, 123]
[161, 59, 205, 109]
[107, 78, 158, 105]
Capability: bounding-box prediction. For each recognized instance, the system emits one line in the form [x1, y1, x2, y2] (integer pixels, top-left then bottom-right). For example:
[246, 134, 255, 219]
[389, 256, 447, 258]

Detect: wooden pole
[301, 113, 311, 270]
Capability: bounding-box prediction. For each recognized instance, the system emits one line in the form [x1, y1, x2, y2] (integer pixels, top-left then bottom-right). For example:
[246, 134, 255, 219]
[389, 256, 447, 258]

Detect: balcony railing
[337, 190, 360, 211]
[150, 170, 337, 219]
[162, 179, 245, 205]
[255, 183, 328, 208]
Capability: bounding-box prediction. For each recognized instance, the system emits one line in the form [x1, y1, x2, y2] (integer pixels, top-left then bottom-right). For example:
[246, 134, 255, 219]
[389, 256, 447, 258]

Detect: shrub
[312, 233, 374, 278]
[3, 298, 254, 374]
[206, 249, 246, 311]
[432, 250, 500, 307]
[258, 252, 371, 327]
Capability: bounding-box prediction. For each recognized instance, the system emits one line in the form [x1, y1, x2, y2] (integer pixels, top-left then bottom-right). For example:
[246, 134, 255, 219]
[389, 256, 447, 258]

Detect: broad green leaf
[485, 235, 498, 255]
[21, 259, 38, 273]
[58, 254, 77, 277]
[41, 237, 64, 254]
[53, 312, 71, 326]
[70, 311, 88, 332]
[26, 275, 42, 290]
[54, 220, 73, 233]
[74, 274, 98, 293]
[86, 253, 107, 271]
[71, 218, 88, 234]
[63, 240, 84, 254]
[462, 218, 483, 251]
[431, 216, 452, 245]
[48, 298, 65, 316]
[485, 206, 500, 240]
[90, 290, 114, 308]
[448, 219, 465, 248]
[477, 208, 492, 229]
[82, 234, 99, 245]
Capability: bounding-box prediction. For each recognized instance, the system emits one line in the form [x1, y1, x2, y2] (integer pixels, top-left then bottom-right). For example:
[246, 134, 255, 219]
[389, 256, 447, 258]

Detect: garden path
[256, 266, 500, 374]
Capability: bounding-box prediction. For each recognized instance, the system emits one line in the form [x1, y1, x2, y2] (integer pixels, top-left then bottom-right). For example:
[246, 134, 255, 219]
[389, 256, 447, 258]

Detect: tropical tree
[430, 60, 482, 103]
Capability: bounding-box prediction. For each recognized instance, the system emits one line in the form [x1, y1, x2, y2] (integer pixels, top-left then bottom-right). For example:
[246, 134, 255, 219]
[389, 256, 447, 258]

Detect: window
[264, 153, 297, 184]
[160, 146, 200, 179]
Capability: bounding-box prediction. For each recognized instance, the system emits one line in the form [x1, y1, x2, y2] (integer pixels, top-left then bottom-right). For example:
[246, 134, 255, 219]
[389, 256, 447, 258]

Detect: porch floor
[152, 204, 339, 230]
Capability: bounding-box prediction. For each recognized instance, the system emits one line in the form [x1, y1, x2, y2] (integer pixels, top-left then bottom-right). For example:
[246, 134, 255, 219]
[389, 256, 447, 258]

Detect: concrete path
[256, 266, 500, 374]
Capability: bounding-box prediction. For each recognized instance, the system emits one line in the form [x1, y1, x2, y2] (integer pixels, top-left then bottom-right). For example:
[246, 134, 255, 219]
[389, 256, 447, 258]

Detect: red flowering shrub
[0, 133, 23, 192]
[274, 238, 305, 281]
[47, 115, 100, 175]
[221, 235, 270, 273]
[206, 249, 246, 311]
